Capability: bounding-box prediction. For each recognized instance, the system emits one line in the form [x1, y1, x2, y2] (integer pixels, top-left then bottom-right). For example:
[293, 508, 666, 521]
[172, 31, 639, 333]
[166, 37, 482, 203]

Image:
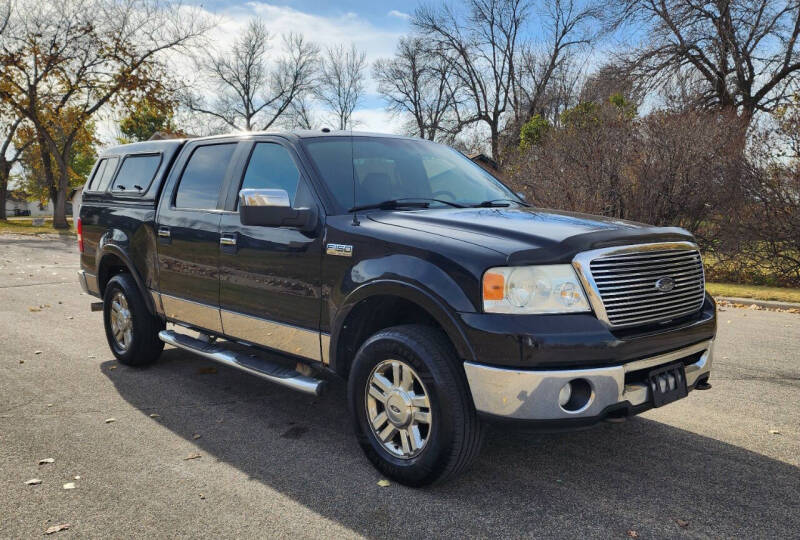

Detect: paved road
[1, 235, 798, 539]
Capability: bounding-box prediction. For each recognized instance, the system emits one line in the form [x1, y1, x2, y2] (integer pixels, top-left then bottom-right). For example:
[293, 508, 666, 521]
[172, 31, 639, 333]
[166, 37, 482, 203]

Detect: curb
[714, 296, 800, 311]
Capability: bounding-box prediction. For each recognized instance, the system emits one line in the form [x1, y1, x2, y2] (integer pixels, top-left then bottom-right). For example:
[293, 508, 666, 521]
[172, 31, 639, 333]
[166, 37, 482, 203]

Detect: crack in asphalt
[0, 280, 72, 289]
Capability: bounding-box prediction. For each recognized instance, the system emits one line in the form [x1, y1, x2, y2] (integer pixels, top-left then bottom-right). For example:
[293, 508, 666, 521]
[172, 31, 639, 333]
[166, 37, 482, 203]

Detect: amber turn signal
[482, 272, 505, 301]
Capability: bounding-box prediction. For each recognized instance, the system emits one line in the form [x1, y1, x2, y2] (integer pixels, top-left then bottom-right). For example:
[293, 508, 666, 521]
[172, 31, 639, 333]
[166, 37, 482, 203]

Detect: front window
[301, 137, 519, 212]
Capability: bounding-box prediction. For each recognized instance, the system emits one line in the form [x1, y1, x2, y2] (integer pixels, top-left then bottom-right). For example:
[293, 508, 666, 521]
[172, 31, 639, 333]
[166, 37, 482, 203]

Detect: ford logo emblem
[654, 277, 676, 292]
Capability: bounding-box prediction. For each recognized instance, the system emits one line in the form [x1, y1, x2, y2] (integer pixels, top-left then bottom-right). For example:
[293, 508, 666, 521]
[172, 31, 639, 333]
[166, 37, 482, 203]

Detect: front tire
[103, 273, 164, 366]
[348, 325, 484, 486]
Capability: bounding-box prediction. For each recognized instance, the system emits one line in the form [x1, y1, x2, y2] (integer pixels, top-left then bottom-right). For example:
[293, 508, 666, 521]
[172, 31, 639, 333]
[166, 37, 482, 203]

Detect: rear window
[111, 154, 162, 194]
[86, 159, 108, 191]
[88, 157, 119, 192]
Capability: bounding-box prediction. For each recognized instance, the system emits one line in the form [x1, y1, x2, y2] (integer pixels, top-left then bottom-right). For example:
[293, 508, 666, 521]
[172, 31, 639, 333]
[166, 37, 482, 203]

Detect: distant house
[468, 152, 504, 179]
[4, 190, 71, 217]
[69, 185, 84, 227]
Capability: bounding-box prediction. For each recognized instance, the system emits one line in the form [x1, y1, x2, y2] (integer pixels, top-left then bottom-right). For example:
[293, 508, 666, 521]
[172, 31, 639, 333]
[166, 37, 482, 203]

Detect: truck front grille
[585, 246, 706, 328]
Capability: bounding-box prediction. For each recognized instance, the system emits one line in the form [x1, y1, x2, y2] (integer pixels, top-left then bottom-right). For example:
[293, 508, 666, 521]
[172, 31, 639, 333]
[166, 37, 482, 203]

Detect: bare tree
[0, 0, 10, 35]
[187, 20, 319, 131]
[413, 0, 528, 158]
[580, 61, 641, 105]
[515, 0, 599, 123]
[316, 44, 367, 130]
[282, 95, 317, 130]
[374, 36, 460, 140]
[0, 0, 210, 228]
[608, 0, 800, 122]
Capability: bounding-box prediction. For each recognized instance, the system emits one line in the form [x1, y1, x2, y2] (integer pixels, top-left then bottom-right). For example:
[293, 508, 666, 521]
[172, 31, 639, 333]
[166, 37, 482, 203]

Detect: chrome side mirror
[239, 188, 317, 231]
[239, 188, 291, 209]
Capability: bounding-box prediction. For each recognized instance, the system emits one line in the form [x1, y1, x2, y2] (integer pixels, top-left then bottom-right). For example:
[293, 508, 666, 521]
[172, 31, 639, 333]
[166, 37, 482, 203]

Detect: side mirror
[239, 189, 317, 231]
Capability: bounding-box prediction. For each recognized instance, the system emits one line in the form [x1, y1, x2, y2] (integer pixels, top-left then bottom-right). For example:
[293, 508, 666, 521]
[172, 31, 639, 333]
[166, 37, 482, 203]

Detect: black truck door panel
[155, 141, 240, 333]
[218, 140, 324, 361]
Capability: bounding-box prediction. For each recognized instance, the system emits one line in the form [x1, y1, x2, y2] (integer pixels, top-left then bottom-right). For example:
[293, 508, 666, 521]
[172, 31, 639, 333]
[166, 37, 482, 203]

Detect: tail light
[76, 217, 84, 253]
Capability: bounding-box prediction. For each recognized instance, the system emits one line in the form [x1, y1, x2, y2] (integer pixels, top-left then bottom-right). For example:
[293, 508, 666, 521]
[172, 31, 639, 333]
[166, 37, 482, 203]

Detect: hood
[368, 206, 695, 264]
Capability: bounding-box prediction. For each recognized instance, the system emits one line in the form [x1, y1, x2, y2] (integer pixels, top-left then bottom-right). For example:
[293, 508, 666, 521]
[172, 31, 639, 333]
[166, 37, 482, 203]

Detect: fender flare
[328, 279, 476, 374]
[95, 243, 157, 316]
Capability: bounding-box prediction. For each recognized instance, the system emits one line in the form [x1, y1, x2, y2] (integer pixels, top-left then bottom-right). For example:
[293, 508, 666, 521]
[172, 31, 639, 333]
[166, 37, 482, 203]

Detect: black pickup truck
[78, 131, 716, 486]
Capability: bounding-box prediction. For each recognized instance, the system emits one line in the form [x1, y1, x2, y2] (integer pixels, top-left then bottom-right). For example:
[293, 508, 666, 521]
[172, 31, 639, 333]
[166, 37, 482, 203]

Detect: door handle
[220, 234, 237, 246]
[157, 227, 170, 238]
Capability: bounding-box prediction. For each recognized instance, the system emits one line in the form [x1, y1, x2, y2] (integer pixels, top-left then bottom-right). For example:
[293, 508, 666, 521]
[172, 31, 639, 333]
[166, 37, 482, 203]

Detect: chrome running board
[158, 330, 326, 396]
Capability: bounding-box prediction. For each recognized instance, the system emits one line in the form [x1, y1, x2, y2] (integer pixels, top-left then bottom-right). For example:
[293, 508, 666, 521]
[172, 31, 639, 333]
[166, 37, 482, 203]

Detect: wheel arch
[96, 244, 157, 316]
[329, 280, 475, 378]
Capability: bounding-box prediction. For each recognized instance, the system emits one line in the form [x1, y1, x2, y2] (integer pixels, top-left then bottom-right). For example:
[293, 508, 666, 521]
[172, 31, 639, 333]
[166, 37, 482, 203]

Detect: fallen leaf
[29, 307, 41, 312]
[19, 360, 24, 364]
[377, 479, 391, 487]
[676, 518, 689, 528]
[25, 478, 42, 486]
[74, 475, 81, 480]
[197, 366, 217, 375]
[192, 433, 201, 440]
[62, 482, 76, 490]
[104, 418, 116, 424]
[199, 493, 206, 500]
[38, 458, 55, 465]
[87, 355, 96, 359]
[47, 403, 53, 407]
[34, 351, 42, 355]
[66, 316, 73, 320]
[149, 413, 161, 419]
[45, 523, 70, 535]
[626, 530, 639, 538]
[184, 452, 202, 460]
[769, 429, 781, 435]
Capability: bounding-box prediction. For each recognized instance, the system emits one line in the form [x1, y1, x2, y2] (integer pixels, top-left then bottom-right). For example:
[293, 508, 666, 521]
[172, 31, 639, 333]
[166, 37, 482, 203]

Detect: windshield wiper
[349, 198, 465, 213]
[470, 198, 531, 208]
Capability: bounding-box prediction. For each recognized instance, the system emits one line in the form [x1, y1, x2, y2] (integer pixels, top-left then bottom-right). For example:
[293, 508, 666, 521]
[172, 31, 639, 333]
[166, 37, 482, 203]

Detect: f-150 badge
[326, 243, 353, 257]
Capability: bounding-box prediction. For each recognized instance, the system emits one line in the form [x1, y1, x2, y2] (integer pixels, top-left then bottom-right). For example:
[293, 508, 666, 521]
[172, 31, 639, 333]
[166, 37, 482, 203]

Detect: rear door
[154, 139, 243, 334]
[217, 138, 325, 362]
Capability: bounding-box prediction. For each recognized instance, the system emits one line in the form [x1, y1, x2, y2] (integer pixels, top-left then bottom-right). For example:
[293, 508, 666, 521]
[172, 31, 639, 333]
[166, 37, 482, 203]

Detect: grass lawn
[0, 217, 75, 236]
[706, 282, 800, 304]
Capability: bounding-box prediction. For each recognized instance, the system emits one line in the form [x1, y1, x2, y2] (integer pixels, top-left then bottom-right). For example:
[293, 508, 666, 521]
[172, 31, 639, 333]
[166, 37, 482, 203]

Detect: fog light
[558, 382, 572, 407]
[559, 378, 593, 412]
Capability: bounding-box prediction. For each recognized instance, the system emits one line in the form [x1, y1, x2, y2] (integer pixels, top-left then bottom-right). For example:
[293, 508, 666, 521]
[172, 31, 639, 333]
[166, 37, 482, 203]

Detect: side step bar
[158, 330, 326, 396]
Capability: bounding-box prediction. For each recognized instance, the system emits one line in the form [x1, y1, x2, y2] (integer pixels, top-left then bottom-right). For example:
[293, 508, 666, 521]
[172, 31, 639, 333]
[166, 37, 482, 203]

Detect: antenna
[350, 127, 360, 226]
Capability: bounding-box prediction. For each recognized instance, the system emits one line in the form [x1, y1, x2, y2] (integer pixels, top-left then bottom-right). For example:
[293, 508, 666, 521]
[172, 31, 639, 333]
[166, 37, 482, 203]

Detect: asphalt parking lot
[1, 235, 798, 539]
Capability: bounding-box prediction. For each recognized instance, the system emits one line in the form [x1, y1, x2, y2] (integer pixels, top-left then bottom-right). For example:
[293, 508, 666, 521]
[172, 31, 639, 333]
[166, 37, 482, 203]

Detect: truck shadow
[102, 348, 800, 537]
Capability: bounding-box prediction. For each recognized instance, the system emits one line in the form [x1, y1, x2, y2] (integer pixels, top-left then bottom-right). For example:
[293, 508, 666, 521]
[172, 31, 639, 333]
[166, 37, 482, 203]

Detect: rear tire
[348, 324, 484, 486]
[103, 273, 164, 366]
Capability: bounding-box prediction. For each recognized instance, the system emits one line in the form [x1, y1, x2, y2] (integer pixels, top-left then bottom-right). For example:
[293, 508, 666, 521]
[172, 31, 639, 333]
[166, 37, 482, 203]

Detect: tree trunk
[490, 122, 500, 161]
[36, 130, 57, 213]
[52, 168, 69, 229]
[0, 163, 8, 221]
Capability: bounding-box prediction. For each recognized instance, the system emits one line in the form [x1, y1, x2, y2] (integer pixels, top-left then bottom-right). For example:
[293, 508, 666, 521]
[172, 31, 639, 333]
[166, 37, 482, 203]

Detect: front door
[218, 139, 324, 362]
[155, 140, 241, 334]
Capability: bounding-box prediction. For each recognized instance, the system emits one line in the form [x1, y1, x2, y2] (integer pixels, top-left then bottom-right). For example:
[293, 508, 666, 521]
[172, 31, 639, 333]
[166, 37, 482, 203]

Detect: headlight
[482, 265, 591, 314]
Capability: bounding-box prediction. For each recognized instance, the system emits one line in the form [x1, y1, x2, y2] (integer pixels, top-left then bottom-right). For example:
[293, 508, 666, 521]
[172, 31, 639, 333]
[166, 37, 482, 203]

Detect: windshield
[301, 136, 519, 213]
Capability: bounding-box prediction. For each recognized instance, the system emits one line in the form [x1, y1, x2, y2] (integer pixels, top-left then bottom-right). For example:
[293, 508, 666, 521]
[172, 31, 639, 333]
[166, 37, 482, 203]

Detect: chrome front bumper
[464, 340, 713, 421]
